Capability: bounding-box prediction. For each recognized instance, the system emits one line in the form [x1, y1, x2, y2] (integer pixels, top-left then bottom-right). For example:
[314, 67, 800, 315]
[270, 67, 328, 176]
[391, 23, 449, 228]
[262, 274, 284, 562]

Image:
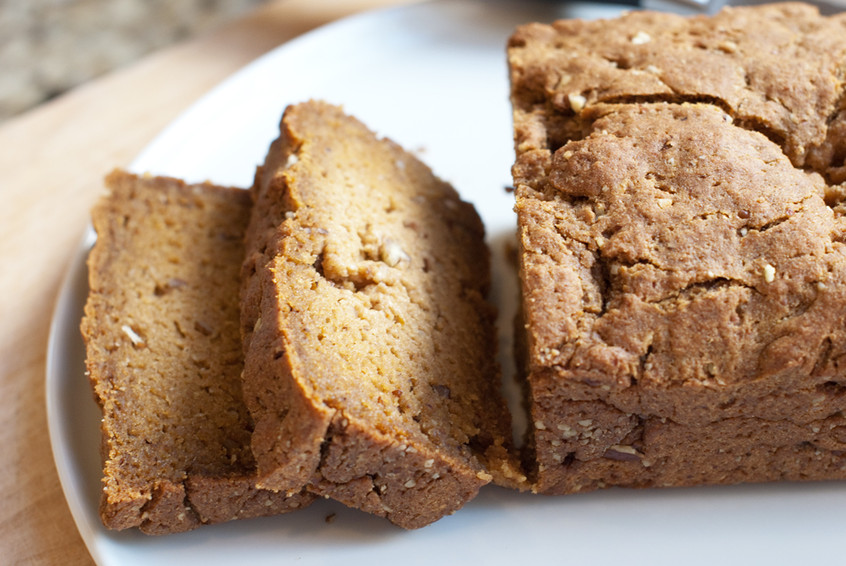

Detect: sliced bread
[82, 170, 313, 534]
[241, 101, 523, 529]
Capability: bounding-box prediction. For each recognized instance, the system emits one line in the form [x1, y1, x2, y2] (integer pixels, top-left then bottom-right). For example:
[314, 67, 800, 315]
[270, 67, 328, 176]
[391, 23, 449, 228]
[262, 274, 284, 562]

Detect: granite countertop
[0, 0, 268, 122]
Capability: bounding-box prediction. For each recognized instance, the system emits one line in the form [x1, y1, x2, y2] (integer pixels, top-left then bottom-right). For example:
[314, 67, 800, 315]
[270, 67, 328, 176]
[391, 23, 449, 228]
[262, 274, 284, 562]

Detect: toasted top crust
[508, 3, 846, 183]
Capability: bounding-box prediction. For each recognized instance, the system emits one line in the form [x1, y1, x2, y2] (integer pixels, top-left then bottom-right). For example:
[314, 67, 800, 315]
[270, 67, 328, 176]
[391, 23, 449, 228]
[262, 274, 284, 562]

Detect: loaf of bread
[508, 3, 846, 494]
[241, 101, 523, 528]
[81, 170, 313, 534]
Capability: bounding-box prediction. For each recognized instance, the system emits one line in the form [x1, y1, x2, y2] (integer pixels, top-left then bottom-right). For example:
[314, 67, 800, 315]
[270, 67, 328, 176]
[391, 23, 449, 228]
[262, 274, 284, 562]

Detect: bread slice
[241, 101, 523, 529]
[81, 170, 313, 534]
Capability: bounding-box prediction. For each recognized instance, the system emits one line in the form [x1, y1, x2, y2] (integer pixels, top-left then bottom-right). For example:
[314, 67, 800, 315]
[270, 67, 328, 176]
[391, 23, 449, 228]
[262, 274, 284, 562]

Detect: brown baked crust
[508, 4, 846, 494]
[508, 3, 846, 181]
[81, 170, 312, 534]
[241, 101, 524, 529]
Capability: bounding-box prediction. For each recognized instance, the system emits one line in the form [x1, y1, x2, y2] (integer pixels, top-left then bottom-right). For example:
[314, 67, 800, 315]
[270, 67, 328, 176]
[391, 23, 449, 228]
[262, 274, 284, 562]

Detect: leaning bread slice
[81, 170, 313, 535]
[241, 101, 522, 529]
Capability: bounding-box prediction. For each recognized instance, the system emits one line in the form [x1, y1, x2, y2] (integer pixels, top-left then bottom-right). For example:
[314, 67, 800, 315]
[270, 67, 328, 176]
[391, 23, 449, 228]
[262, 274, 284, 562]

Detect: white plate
[47, 1, 846, 565]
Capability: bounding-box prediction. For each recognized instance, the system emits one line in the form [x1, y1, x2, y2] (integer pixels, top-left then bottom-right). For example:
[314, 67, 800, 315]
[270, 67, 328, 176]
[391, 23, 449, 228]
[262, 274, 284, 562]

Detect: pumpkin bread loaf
[82, 170, 313, 534]
[241, 101, 523, 529]
[508, 4, 846, 494]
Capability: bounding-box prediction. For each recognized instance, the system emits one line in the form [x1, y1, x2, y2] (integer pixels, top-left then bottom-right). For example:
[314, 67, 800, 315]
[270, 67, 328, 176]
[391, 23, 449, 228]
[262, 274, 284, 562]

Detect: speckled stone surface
[0, 0, 268, 121]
